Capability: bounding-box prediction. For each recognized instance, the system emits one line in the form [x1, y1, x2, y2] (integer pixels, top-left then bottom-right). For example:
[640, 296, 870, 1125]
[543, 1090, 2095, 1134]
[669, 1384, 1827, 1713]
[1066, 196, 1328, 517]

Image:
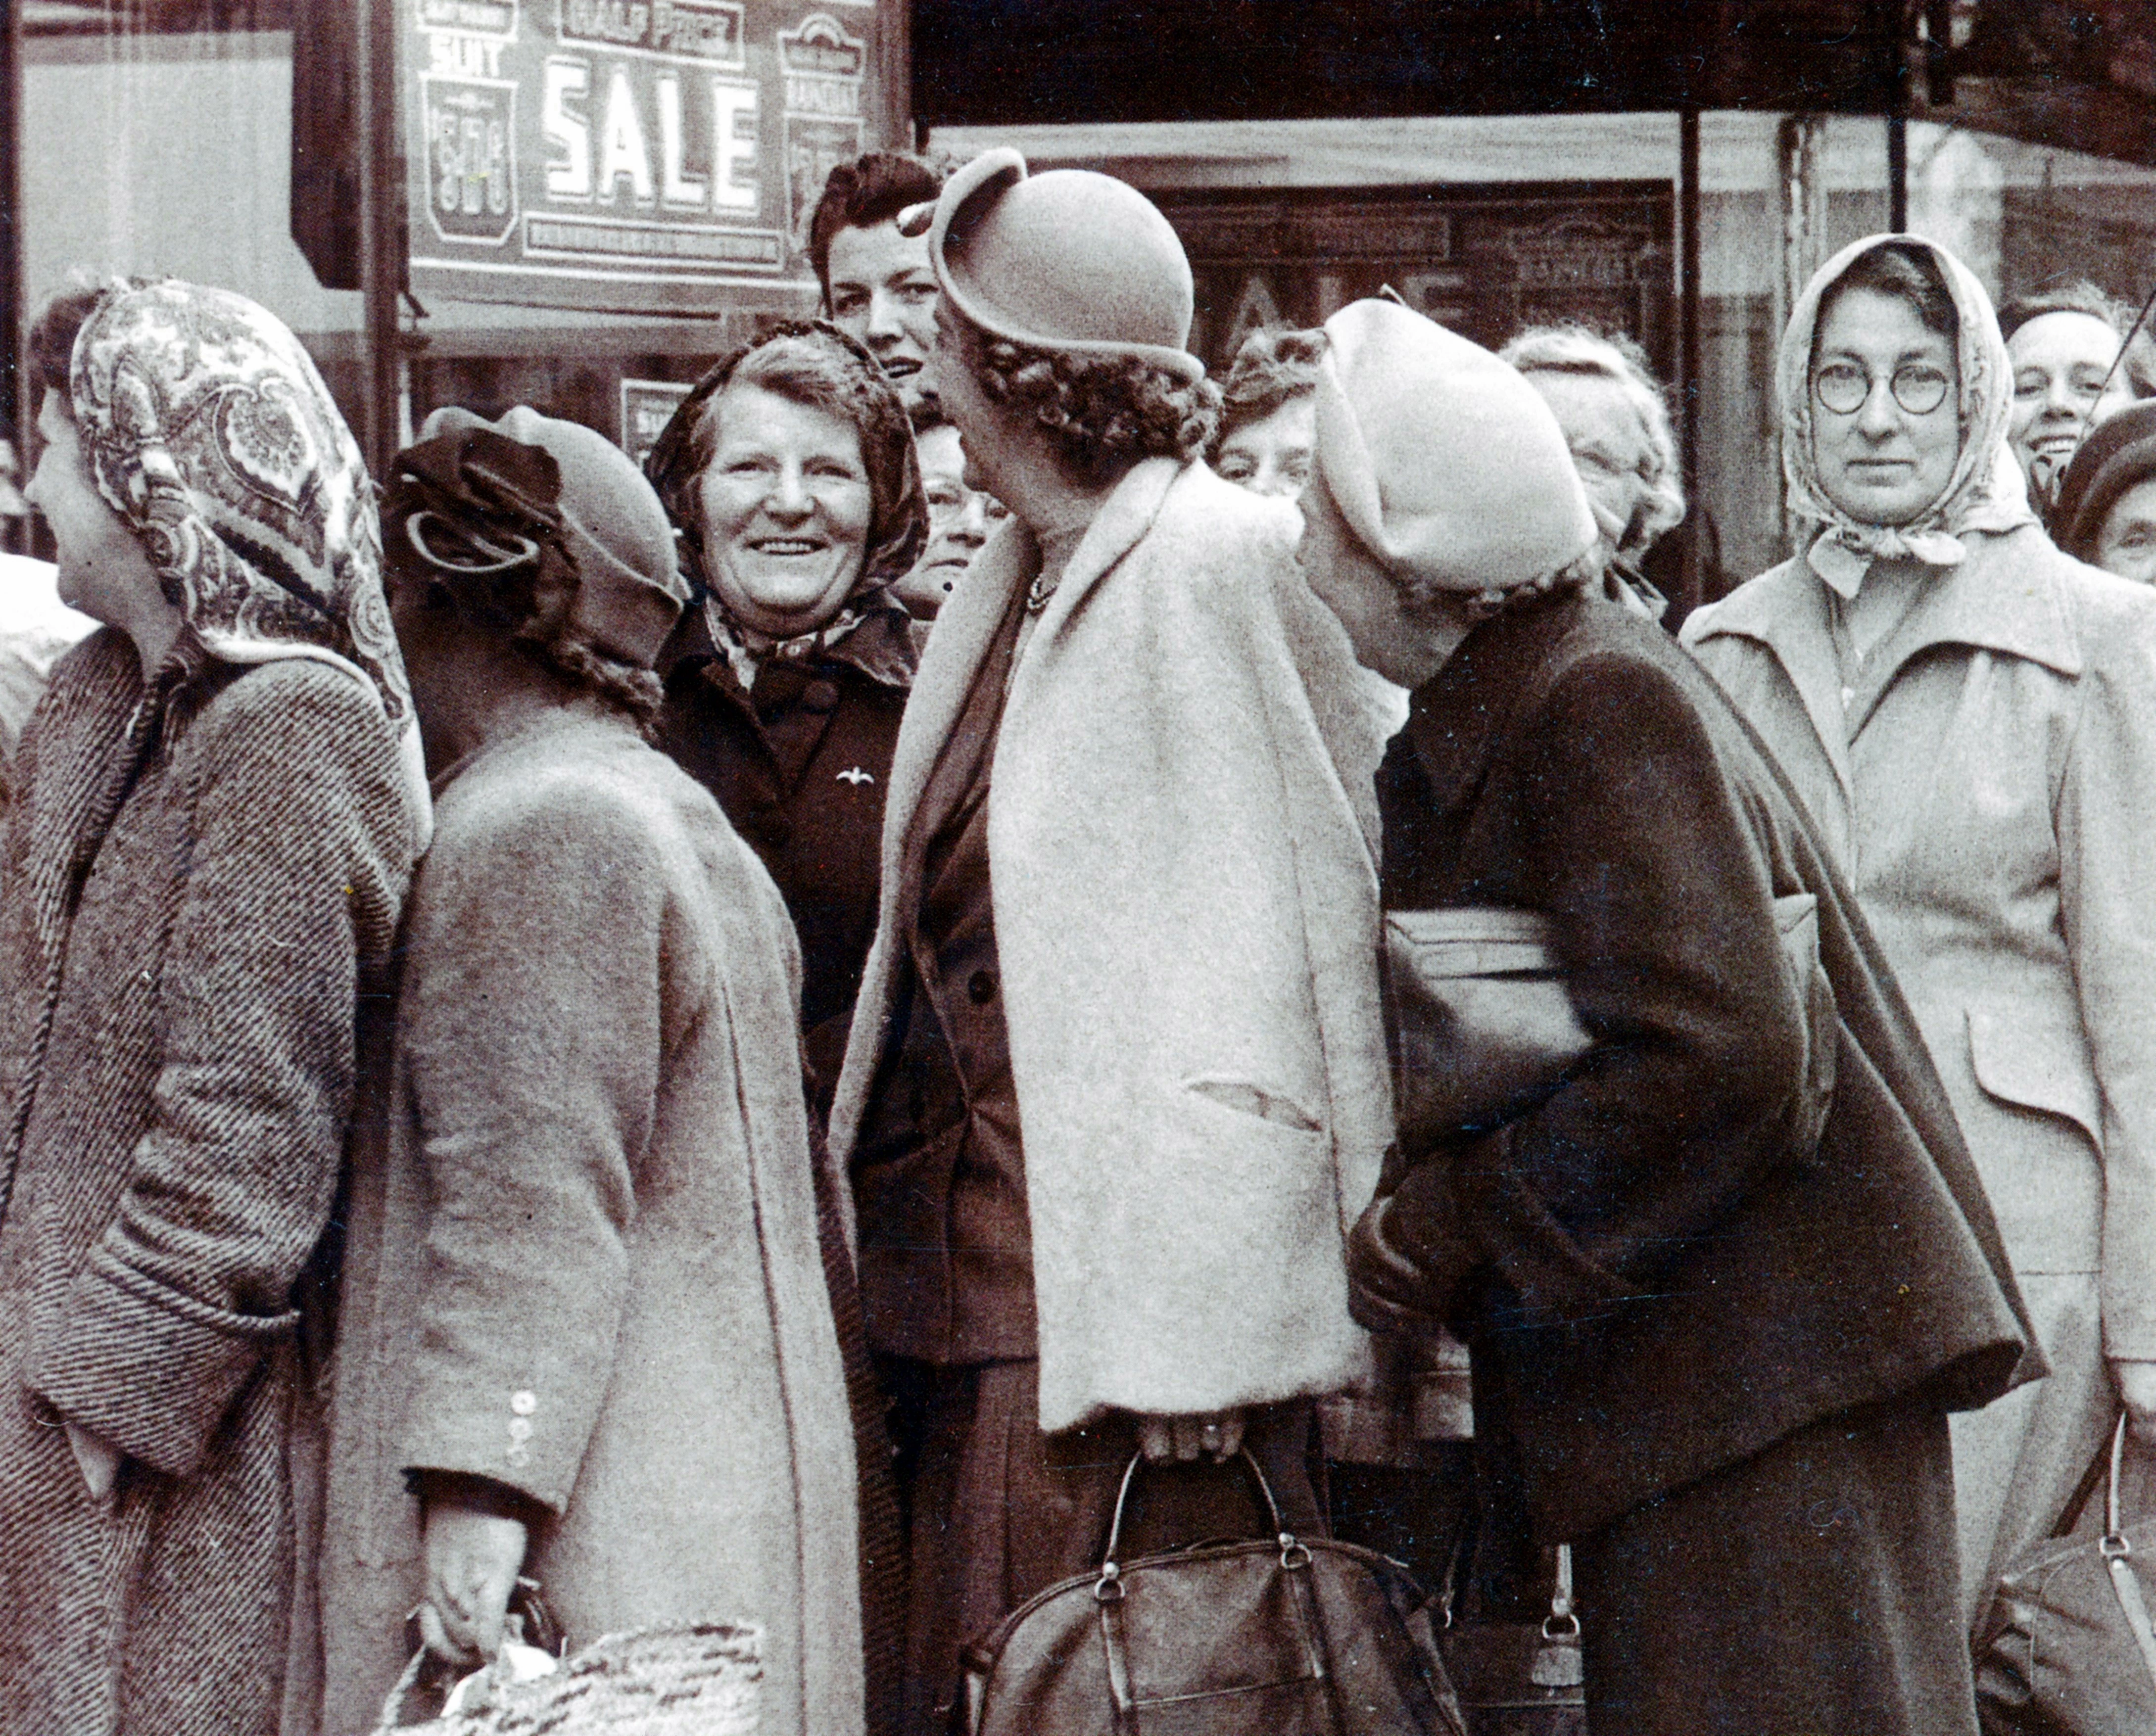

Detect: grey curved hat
[906, 148, 1204, 383]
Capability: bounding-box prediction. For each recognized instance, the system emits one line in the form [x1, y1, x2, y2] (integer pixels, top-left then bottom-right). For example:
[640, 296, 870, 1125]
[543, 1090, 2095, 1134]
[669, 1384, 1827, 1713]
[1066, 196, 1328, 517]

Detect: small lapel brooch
[837, 767, 875, 786]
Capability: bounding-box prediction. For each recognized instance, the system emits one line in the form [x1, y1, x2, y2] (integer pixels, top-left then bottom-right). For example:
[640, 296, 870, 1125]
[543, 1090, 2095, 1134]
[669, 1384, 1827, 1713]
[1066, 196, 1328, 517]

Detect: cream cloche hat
[1313, 299, 1597, 592]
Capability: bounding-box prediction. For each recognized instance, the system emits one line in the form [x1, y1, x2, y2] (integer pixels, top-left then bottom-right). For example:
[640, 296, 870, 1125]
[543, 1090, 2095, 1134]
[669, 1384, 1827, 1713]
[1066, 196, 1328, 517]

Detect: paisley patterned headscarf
[1778, 234, 2037, 596]
[69, 279, 431, 844]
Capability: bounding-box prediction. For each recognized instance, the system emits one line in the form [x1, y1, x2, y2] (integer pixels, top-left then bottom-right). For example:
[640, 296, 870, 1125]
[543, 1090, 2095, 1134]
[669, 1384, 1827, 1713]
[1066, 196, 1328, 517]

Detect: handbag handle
[2097, 1412, 2156, 1701]
[1094, 1449, 1311, 1613]
[1097, 1448, 1291, 1579]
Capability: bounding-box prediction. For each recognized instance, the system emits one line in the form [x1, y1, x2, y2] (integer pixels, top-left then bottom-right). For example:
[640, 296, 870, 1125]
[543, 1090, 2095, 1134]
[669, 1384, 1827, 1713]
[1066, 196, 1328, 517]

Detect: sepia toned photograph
[1, 3, 2154, 1732]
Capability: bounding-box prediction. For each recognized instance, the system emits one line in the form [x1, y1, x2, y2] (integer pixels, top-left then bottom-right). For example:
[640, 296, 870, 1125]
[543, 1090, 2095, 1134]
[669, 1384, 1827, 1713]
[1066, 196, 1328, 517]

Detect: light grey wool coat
[1684, 523, 2156, 1613]
[829, 457, 1393, 1435]
[0, 632, 416, 1736]
[316, 709, 862, 1736]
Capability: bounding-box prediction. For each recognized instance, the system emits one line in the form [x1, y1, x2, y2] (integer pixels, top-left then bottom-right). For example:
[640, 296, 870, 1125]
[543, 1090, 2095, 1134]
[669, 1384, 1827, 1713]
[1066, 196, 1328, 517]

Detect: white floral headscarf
[1779, 233, 2036, 596]
[71, 279, 431, 845]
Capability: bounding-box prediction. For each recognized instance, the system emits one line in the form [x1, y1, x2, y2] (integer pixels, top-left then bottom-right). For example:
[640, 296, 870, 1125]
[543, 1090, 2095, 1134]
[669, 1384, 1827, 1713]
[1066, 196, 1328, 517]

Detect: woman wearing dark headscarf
[0, 278, 426, 1735]
[1683, 235, 2156, 1624]
[646, 322, 926, 1085]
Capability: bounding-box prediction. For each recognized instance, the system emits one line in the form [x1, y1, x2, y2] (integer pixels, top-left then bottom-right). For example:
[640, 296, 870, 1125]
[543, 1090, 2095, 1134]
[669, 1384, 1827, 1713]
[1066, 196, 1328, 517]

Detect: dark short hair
[1815, 241, 1959, 363]
[955, 313, 1220, 486]
[645, 321, 926, 591]
[26, 281, 126, 416]
[1209, 327, 1327, 455]
[808, 152, 944, 306]
[1997, 280, 2156, 397]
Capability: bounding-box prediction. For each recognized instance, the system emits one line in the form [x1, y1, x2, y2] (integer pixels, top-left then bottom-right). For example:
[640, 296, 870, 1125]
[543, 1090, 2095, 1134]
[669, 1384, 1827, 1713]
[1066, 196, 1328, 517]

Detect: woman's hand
[2115, 1359, 2156, 1445]
[418, 1500, 528, 1665]
[1136, 1410, 1246, 1464]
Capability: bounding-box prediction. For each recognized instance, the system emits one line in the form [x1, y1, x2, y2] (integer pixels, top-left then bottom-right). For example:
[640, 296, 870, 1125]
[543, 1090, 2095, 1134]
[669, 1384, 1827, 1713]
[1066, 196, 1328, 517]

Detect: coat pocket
[1966, 1003, 2102, 1152]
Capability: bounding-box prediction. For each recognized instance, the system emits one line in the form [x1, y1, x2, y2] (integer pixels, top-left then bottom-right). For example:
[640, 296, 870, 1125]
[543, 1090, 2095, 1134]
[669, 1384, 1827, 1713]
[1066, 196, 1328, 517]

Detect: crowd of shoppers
[3, 139, 2156, 1736]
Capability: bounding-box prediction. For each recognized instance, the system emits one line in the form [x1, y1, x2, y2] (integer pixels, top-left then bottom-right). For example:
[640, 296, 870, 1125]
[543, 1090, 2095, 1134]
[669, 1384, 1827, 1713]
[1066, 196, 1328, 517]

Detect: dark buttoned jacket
[1376, 588, 2036, 1541]
[654, 604, 914, 1054]
[851, 590, 1032, 1366]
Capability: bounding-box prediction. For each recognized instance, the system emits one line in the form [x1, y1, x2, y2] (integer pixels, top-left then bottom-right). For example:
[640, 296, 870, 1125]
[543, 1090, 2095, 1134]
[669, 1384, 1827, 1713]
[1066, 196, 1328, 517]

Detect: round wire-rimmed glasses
[1813, 362, 1954, 417]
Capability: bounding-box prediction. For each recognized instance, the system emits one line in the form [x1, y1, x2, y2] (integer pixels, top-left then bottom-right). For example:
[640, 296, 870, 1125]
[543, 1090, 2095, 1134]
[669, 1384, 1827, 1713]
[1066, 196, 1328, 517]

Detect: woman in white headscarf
[1682, 235, 2156, 1624]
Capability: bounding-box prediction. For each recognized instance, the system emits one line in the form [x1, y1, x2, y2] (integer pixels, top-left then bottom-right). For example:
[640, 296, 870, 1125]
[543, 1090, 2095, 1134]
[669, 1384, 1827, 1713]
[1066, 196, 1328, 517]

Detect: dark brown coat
[0, 631, 414, 1736]
[1374, 590, 2035, 1543]
[654, 606, 913, 1071]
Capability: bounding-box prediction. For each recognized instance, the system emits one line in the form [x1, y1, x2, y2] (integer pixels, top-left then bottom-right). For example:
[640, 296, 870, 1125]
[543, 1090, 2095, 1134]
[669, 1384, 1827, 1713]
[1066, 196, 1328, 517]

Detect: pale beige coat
[317, 713, 861, 1736]
[829, 458, 1391, 1435]
[1683, 523, 2156, 1611]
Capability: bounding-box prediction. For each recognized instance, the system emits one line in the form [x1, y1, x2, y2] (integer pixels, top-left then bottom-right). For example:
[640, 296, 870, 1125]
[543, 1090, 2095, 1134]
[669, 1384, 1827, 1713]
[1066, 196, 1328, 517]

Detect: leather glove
[1347, 1156, 1477, 1334]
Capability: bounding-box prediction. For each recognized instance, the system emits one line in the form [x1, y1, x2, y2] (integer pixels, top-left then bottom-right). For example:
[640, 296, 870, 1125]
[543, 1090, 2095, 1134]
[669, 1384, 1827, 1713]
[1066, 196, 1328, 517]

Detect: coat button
[967, 970, 997, 1005]
[506, 1445, 531, 1469]
[508, 1418, 534, 1443]
[803, 679, 840, 712]
[510, 1391, 537, 1415]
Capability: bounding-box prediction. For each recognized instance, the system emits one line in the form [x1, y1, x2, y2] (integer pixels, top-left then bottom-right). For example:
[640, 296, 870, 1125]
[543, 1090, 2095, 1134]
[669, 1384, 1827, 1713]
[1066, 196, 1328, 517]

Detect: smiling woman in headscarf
[0, 278, 425, 1736]
[1683, 235, 2156, 1627]
[645, 321, 925, 1090]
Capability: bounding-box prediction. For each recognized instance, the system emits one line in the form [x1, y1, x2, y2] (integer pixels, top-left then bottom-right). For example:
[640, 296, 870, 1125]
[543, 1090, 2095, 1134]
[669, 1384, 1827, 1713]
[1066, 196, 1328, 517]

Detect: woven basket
[379, 1622, 762, 1735]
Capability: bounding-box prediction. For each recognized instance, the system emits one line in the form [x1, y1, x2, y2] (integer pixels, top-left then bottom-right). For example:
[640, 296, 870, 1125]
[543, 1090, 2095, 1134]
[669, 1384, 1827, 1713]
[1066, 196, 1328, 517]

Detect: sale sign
[406, 0, 890, 313]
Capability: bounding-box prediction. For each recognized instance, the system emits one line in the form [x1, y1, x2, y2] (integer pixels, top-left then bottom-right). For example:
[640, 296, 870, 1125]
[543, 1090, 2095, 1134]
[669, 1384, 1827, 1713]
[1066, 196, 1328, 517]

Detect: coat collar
[1687, 524, 2082, 794]
[886, 458, 1186, 914]
[1401, 590, 1588, 818]
[656, 594, 917, 695]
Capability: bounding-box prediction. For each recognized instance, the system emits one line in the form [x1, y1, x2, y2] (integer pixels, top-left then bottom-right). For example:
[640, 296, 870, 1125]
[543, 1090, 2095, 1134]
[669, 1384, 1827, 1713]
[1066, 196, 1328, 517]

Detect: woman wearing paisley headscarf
[0, 278, 426, 1735]
[646, 322, 926, 1092]
[1683, 236, 2156, 1624]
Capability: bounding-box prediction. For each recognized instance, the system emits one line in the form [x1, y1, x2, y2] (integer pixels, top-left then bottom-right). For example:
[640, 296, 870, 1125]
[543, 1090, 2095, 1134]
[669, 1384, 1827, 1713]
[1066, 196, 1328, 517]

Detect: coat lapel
[1840, 530, 2082, 735]
[884, 515, 1037, 920]
[1685, 561, 1857, 810]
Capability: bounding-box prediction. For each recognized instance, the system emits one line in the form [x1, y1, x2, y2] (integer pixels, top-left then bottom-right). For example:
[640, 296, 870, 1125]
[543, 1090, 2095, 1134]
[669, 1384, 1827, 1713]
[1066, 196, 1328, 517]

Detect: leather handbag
[1385, 897, 1833, 1156]
[1384, 909, 1590, 1150]
[955, 1450, 1467, 1736]
[1977, 1414, 2156, 1734]
[1437, 1542, 1586, 1736]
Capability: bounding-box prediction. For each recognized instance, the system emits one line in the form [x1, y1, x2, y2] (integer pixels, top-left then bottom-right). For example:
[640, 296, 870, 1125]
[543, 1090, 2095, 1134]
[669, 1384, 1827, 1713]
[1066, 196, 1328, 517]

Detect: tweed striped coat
[0, 628, 414, 1736]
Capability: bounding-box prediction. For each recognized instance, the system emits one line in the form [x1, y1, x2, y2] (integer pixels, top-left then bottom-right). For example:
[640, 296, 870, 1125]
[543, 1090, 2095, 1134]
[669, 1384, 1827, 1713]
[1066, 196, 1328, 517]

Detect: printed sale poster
[406, 0, 890, 312]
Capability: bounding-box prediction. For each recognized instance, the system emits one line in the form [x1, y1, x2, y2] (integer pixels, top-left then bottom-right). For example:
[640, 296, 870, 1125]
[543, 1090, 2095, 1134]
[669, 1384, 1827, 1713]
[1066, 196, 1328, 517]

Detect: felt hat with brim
[904, 147, 1204, 383]
[1312, 299, 1596, 592]
[2057, 400, 2156, 563]
[420, 405, 690, 669]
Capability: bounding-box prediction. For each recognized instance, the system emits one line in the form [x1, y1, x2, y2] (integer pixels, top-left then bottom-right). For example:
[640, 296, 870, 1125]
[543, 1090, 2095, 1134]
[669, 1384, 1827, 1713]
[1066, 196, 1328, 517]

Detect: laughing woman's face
[698, 382, 873, 638]
[2008, 311, 2136, 501]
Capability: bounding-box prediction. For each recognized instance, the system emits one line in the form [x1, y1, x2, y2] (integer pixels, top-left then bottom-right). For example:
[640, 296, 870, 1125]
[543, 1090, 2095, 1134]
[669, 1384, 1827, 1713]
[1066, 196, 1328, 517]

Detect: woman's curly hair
[1208, 326, 1328, 459]
[958, 316, 1220, 485]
